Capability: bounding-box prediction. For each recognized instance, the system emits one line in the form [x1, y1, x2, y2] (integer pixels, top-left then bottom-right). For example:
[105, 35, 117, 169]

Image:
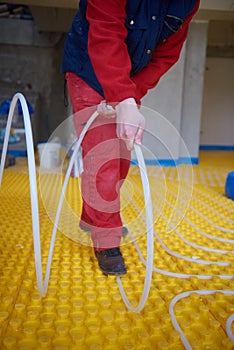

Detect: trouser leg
[66, 72, 131, 249]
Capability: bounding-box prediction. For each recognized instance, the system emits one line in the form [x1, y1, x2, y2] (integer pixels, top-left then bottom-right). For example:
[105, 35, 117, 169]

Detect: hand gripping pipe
[0, 93, 154, 312]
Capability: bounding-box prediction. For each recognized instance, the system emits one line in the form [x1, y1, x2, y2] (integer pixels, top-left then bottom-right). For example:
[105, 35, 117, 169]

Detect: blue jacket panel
[62, 0, 198, 97]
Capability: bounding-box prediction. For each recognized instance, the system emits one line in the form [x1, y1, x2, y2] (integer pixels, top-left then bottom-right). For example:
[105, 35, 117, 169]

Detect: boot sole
[101, 269, 127, 276]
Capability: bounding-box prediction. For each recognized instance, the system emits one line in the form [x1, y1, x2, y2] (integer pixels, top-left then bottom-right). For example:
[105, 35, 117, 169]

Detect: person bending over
[62, 0, 200, 276]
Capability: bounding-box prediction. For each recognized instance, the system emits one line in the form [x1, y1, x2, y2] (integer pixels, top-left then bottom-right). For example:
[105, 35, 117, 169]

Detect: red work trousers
[66, 72, 131, 249]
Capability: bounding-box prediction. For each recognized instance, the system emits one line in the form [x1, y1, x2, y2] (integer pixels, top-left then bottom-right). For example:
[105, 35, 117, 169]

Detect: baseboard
[131, 157, 199, 167]
[199, 145, 234, 151]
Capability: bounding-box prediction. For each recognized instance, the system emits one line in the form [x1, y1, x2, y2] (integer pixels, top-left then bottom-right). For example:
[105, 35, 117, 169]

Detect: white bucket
[37, 142, 61, 168]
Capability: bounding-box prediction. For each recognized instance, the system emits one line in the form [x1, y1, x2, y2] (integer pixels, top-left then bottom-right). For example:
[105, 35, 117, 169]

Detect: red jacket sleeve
[131, 0, 200, 103]
[86, 0, 137, 103]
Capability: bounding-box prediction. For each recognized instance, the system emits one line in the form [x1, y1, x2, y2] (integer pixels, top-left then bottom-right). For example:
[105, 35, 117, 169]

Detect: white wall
[135, 21, 208, 164]
[200, 57, 234, 146]
[139, 46, 186, 164]
[180, 21, 208, 160]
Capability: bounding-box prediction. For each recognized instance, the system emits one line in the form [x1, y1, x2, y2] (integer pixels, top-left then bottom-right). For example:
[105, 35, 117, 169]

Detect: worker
[62, 0, 200, 276]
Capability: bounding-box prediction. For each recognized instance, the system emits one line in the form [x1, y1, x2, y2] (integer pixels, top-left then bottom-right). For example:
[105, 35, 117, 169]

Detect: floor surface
[0, 151, 234, 350]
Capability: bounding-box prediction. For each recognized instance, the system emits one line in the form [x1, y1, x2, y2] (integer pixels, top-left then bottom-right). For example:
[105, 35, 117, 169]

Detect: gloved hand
[115, 98, 145, 151]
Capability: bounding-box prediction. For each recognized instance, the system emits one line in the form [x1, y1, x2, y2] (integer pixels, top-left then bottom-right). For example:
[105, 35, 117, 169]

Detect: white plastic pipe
[122, 173, 234, 279]
[0, 95, 154, 310]
[1, 93, 233, 333]
[226, 314, 234, 343]
[117, 143, 154, 313]
[0, 93, 44, 296]
[169, 290, 234, 349]
[45, 119, 154, 312]
[43, 110, 99, 293]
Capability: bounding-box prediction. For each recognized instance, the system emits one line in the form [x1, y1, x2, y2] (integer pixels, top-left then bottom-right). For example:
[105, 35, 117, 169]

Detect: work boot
[95, 247, 127, 276]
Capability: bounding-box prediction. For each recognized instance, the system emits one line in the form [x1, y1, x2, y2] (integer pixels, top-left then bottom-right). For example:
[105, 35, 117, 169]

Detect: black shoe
[79, 222, 128, 237]
[95, 247, 127, 276]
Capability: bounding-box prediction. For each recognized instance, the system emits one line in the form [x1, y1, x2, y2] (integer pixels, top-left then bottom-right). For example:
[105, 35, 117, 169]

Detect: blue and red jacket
[62, 0, 199, 104]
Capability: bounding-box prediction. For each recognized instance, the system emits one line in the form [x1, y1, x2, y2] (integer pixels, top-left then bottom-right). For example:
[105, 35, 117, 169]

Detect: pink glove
[115, 98, 145, 151]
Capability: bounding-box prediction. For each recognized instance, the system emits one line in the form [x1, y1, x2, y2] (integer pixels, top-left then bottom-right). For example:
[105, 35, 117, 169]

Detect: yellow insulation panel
[0, 151, 234, 350]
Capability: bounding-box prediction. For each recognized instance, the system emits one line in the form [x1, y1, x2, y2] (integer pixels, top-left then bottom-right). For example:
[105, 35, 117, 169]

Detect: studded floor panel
[0, 151, 234, 350]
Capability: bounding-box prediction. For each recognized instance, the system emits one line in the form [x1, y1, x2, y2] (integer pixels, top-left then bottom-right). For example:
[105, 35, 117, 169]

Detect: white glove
[115, 98, 145, 151]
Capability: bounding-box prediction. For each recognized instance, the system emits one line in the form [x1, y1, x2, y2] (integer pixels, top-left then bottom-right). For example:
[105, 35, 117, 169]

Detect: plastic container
[225, 171, 234, 200]
[37, 142, 61, 168]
